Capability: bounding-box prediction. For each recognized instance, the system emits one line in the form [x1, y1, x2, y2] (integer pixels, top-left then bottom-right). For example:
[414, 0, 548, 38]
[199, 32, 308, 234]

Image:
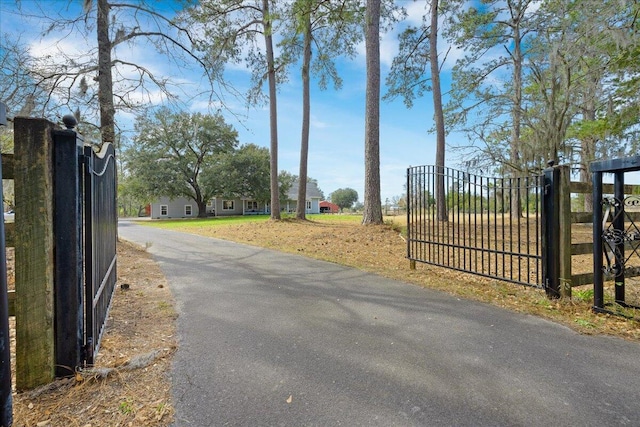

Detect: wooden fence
[4, 118, 61, 390]
[548, 165, 640, 299]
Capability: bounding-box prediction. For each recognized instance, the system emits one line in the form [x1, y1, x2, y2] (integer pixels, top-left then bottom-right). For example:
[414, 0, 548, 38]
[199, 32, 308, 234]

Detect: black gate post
[614, 172, 625, 303]
[407, 167, 414, 269]
[592, 170, 604, 311]
[0, 101, 13, 426]
[542, 164, 560, 298]
[52, 115, 84, 376]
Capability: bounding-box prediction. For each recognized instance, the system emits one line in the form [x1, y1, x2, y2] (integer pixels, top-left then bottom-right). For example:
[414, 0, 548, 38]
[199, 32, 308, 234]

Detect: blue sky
[0, 0, 459, 203]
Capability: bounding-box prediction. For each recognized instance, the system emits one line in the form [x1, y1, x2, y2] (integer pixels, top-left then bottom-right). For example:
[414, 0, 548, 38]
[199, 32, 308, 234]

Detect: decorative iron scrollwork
[603, 229, 625, 245]
[601, 194, 640, 281]
[603, 196, 622, 208]
[625, 195, 640, 207]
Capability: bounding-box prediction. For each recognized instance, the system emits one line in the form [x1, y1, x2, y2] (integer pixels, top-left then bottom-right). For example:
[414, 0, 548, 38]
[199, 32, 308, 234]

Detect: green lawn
[137, 213, 365, 230]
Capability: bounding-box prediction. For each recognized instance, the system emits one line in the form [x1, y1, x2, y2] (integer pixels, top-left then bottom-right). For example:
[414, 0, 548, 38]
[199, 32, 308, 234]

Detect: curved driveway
[119, 220, 640, 426]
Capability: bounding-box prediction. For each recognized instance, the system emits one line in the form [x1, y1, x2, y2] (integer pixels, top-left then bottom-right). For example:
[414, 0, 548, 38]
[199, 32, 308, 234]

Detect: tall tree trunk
[296, 7, 312, 220]
[362, 0, 383, 225]
[264, 0, 281, 219]
[430, 0, 447, 223]
[581, 98, 597, 212]
[197, 199, 207, 218]
[96, 0, 115, 146]
[509, 22, 523, 219]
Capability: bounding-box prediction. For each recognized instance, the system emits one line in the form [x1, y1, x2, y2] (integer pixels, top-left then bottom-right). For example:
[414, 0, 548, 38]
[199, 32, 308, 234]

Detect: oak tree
[330, 187, 359, 211]
[125, 109, 238, 218]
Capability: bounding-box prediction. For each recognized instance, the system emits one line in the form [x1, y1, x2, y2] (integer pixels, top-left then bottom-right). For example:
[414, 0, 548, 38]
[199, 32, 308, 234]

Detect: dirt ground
[10, 241, 176, 426]
[8, 215, 640, 426]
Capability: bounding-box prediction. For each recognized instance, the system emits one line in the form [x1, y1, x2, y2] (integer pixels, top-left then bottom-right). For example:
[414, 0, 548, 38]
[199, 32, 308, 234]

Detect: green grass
[137, 215, 272, 229]
[136, 213, 365, 229]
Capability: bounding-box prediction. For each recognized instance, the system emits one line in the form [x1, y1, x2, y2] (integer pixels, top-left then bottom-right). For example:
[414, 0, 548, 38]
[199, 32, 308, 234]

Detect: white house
[149, 197, 267, 218]
[149, 179, 323, 218]
[281, 180, 323, 214]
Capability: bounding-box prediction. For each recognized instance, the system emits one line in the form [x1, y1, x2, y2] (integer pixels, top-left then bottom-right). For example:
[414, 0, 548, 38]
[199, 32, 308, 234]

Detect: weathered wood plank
[569, 211, 640, 223]
[570, 181, 591, 194]
[571, 212, 593, 223]
[571, 272, 594, 287]
[571, 268, 640, 288]
[14, 117, 56, 390]
[572, 241, 640, 256]
[571, 211, 640, 223]
[570, 181, 638, 195]
[571, 242, 593, 255]
[626, 212, 640, 222]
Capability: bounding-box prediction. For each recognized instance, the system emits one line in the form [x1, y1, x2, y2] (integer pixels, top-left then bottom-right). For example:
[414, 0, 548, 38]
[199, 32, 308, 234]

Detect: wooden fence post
[14, 117, 56, 390]
[543, 164, 572, 299]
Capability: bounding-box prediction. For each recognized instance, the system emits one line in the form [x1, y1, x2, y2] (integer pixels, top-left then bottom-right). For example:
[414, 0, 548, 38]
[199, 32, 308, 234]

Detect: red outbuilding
[319, 201, 340, 213]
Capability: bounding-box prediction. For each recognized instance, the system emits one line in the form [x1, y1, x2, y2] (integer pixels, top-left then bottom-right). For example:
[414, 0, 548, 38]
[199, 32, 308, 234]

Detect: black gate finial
[62, 114, 78, 130]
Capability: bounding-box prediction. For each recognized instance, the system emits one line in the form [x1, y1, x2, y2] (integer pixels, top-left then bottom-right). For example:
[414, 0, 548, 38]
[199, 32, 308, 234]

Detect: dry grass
[9, 241, 177, 427]
[7, 214, 640, 425]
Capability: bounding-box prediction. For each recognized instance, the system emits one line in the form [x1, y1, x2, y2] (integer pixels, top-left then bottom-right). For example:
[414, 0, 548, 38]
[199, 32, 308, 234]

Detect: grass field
[143, 213, 366, 226]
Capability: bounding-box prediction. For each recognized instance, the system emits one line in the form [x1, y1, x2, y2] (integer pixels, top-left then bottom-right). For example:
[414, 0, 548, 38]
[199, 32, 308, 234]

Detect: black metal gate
[0, 101, 12, 427]
[53, 117, 117, 368]
[83, 143, 117, 364]
[407, 165, 544, 288]
[591, 156, 640, 313]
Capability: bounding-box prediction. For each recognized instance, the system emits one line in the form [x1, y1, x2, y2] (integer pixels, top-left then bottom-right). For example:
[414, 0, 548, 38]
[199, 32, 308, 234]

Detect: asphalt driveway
[119, 220, 640, 426]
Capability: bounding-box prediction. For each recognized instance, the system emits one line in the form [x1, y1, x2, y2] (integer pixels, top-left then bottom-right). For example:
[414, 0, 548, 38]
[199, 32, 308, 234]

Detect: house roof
[319, 201, 339, 208]
[319, 201, 339, 211]
[287, 180, 323, 200]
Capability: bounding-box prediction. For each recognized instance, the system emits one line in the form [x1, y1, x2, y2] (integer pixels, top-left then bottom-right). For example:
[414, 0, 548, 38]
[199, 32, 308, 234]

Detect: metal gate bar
[0, 101, 12, 426]
[83, 143, 117, 364]
[53, 123, 84, 376]
[407, 165, 543, 288]
[591, 156, 640, 312]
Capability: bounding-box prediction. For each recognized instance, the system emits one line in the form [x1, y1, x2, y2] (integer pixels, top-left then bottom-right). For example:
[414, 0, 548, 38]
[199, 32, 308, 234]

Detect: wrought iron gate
[407, 165, 544, 288]
[53, 116, 117, 367]
[591, 156, 640, 313]
[83, 143, 117, 364]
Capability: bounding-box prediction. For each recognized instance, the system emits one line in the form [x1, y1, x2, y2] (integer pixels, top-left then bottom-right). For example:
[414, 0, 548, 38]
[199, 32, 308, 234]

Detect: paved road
[119, 220, 640, 426]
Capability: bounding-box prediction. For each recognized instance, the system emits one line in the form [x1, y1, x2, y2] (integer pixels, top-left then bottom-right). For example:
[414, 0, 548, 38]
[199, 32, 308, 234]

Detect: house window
[160, 205, 168, 216]
[247, 200, 258, 211]
[223, 200, 235, 210]
[185, 205, 193, 216]
[207, 199, 214, 208]
[306, 200, 312, 210]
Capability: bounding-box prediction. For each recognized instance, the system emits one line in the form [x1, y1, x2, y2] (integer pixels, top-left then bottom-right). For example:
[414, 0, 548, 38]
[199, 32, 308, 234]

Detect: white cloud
[405, 1, 429, 26]
[311, 115, 328, 129]
[380, 32, 398, 68]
